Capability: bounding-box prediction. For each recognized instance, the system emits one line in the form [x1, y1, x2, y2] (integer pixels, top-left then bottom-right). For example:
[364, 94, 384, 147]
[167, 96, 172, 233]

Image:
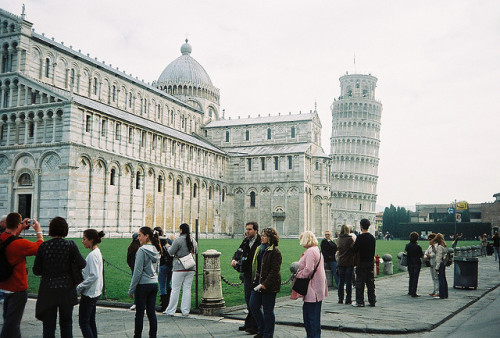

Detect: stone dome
[157, 39, 213, 87]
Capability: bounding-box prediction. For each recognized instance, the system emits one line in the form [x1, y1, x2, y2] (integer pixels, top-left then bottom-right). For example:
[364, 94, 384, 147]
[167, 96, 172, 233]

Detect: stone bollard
[475, 245, 481, 257]
[200, 249, 225, 316]
[324, 263, 333, 287]
[465, 246, 472, 257]
[396, 252, 407, 272]
[455, 247, 461, 257]
[382, 254, 394, 275]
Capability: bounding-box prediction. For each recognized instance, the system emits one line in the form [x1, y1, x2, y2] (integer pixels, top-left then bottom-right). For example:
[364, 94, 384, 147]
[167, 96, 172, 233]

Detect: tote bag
[179, 253, 196, 269]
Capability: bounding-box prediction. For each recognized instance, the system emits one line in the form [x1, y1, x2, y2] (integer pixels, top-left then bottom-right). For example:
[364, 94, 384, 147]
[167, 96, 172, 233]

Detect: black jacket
[232, 234, 261, 278]
[405, 242, 424, 266]
[321, 238, 337, 263]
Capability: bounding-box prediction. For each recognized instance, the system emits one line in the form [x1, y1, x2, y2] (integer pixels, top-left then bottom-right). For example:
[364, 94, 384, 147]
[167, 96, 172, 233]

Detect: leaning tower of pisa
[330, 73, 382, 233]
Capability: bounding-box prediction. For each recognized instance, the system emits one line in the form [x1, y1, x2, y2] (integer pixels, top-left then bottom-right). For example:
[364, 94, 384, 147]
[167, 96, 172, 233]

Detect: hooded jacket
[337, 234, 355, 267]
[128, 244, 160, 294]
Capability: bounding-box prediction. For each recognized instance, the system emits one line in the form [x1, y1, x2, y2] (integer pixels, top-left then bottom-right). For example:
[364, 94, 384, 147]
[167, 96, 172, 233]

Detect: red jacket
[0, 232, 43, 292]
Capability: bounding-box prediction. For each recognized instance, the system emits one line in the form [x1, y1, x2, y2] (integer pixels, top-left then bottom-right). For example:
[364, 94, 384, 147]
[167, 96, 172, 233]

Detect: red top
[0, 232, 43, 292]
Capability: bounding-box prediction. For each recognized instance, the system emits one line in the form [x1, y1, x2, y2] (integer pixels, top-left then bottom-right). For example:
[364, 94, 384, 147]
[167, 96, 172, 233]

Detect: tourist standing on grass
[77, 229, 105, 338]
[492, 232, 499, 261]
[352, 219, 376, 307]
[0, 213, 44, 338]
[154, 227, 173, 313]
[249, 227, 282, 338]
[128, 227, 161, 338]
[424, 233, 439, 297]
[230, 221, 261, 334]
[433, 233, 448, 299]
[336, 224, 355, 304]
[164, 223, 198, 317]
[405, 232, 424, 297]
[291, 231, 327, 338]
[33, 216, 86, 337]
[127, 232, 140, 310]
[320, 230, 339, 288]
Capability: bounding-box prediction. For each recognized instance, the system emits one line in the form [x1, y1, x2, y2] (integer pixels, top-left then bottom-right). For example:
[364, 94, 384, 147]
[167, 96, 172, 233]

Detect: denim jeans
[337, 266, 353, 303]
[355, 262, 376, 305]
[249, 291, 276, 338]
[79, 295, 99, 338]
[165, 270, 195, 316]
[41, 303, 74, 338]
[408, 264, 421, 296]
[244, 275, 257, 329]
[134, 283, 158, 338]
[0, 290, 27, 338]
[303, 301, 322, 338]
[437, 264, 448, 299]
[158, 264, 173, 295]
[494, 247, 499, 261]
[328, 261, 339, 287]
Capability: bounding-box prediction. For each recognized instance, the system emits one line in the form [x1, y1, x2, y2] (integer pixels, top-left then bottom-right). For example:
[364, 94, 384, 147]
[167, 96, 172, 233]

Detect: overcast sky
[4, 0, 500, 210]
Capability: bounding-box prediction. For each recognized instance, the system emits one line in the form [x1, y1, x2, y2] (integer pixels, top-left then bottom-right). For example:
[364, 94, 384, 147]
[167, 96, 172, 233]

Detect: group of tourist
[0, 212, 104, 338]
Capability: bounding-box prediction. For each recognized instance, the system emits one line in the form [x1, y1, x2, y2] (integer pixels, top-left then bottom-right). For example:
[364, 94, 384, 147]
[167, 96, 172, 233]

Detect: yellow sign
[456, 201, 468, 210]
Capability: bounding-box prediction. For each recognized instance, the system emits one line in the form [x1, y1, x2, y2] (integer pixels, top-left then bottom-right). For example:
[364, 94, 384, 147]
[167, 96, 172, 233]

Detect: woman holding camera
[33, 217, 86, 337]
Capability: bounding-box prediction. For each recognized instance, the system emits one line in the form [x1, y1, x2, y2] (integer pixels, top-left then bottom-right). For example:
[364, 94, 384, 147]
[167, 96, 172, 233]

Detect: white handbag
[178, 253, 196, 269]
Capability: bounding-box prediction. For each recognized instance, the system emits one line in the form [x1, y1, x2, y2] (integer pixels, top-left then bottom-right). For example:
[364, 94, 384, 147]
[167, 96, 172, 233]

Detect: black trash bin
[453, 257, 478, 289]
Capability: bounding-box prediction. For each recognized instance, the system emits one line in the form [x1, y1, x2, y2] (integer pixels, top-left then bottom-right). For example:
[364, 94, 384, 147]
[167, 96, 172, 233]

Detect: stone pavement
[1, 256, 499, 337]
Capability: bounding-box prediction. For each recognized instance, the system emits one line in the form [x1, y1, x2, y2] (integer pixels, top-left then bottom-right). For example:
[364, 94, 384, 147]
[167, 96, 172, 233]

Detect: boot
[157, 294, 168, 313]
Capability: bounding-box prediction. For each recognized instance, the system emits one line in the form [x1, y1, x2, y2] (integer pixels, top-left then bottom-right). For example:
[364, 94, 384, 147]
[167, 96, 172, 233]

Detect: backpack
[0, 235, 21, 282]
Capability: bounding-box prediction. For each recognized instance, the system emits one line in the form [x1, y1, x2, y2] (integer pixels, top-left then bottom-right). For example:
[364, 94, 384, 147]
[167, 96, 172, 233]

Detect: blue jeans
[134, 283, 158, 338]
[158, 264, 172, 295]
[249, 291, 276, 338]
[79, 295, 99, 338]
[338, 266, 353, 303]
[437, 264, 448, 299]
[328, 261, 339, 287]
[41, 303, 74, 338]
[1, 290, 28, 338]
[303, 301, 322, 338]
[494, 247, 499, 261]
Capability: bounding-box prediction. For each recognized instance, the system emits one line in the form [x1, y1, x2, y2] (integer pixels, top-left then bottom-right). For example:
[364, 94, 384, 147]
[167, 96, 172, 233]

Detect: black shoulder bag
[292, 249, 322, 296]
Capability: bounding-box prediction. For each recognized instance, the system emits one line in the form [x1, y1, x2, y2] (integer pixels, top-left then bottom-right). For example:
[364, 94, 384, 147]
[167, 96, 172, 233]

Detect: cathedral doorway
[18, 194, 32, 219]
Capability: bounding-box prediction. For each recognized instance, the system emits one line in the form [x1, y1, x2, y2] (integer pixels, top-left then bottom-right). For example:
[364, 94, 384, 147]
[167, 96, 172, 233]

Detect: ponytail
[180, 223, 194, 253]
[139, 226, 162, 254]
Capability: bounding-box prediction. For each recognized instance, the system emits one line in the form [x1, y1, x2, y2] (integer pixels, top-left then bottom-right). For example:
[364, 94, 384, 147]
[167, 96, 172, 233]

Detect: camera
[232, 247, 247, 272]
[27, 219, 34, 227]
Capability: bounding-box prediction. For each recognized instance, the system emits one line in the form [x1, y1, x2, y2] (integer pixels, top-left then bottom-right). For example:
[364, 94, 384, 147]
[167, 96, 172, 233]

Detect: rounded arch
[11, 152, 36, 170]
[37, 151, 61, 169]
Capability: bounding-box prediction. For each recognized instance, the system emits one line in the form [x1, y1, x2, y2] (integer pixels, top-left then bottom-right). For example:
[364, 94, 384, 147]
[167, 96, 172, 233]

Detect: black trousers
[41, 303, 74, 338]
[79, 295, 99, 338]
[408, 264, 421, 296]
[0, 290, 28, 338]
[355, 262, 376, 305]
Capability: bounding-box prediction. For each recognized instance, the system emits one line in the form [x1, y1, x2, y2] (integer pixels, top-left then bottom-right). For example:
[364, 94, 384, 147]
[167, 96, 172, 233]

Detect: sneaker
[129, 304, 136, 310]
[411, 294, 421, 298]
[433, 296, 440, 299]
[352, 302, 365, 307]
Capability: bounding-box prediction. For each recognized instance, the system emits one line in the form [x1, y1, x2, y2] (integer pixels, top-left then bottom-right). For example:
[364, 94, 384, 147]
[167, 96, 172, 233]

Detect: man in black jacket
[231, 222, 261, 334]
[352, 219, 376, 307]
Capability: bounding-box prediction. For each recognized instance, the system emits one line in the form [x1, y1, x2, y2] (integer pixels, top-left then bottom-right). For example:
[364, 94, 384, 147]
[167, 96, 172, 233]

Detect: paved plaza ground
[1, 256, 499, 337]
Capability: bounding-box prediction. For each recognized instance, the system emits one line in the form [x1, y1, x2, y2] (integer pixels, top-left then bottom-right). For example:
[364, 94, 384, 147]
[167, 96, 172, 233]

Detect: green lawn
[25, 238, 481, 307]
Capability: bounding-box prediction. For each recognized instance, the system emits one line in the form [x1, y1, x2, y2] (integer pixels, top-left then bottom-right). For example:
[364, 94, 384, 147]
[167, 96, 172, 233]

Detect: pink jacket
[291, 246, 328, 303]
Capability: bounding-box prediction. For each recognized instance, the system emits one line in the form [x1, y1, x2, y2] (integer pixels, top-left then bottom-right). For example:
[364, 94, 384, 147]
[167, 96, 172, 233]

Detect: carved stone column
[200, 249, 225, 315]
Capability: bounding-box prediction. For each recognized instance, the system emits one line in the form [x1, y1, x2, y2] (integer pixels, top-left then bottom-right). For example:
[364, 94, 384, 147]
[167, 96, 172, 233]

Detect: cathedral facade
[0, 8, 342, 237]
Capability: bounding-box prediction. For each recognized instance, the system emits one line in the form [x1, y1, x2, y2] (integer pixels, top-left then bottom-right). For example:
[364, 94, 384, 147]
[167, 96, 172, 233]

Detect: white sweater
[77, 247, 103, 298]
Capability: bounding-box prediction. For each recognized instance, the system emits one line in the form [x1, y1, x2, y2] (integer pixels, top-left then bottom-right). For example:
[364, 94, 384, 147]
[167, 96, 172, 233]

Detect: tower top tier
[338, 73, 378, 100]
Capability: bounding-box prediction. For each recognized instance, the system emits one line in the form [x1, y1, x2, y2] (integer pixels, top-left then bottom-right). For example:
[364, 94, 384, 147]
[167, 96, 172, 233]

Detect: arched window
[245, 130, 249, 141]
[136, 171, 141, 189]
[176, 180, 181, 195]
[144, 98, 148, 114]
[267, 128, 271, 140]
[110, 169, 116, 185]
[250, 191, 256, 207]
[222, 189, 225, 202]
[157, 104, 161, 119]
[93, 78, 98, 95]
[291, 126, 295, 138]
[70, 69, 75, 86]
[45, 58, 50, 77]
[18, 173, 32, 186]
[112, 85, 116, 102]
[193, 183, 197, 198]
[225, 131, 230, 142]
[129, 92, 132, 108]
[209, 186, 213, 200]
[158, 176, 163, 192]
